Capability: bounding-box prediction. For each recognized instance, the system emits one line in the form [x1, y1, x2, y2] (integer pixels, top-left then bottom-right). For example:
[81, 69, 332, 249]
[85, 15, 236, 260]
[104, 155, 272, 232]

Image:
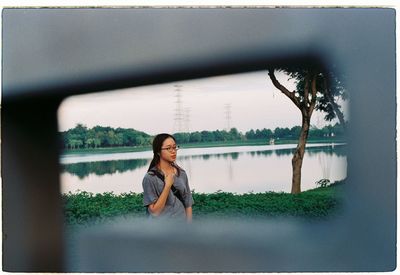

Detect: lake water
[60, 143, 347, 194]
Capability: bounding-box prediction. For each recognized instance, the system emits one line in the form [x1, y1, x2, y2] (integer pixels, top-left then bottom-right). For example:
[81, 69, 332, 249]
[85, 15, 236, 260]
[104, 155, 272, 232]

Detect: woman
[142, 133, 193, 222]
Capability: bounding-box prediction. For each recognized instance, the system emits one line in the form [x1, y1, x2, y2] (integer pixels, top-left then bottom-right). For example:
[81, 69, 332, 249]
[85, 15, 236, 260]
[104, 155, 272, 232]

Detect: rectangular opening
[58, 68, 348, 216]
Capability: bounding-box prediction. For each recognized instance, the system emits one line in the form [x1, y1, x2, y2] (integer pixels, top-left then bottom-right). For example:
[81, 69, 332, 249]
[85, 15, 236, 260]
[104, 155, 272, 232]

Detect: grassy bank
[62, 180, 345, 225]
[62, 137, 345, 155]
[61, 145, 152, 155]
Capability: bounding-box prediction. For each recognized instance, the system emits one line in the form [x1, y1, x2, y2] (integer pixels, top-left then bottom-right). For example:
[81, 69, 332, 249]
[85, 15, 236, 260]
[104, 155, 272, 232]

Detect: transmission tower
[184, 107, 191, 133]
[173, 84, 184, 133]
[224, 103, 232, 131]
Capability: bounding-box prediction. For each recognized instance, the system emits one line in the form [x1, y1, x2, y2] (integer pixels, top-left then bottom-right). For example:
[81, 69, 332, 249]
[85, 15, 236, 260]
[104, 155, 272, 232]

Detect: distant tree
[134, 135, 145, 146]
[289, 126, 301, 139]
[309, 126, 323, 138]
[94, 138, 101, 148]
[261, 128, 274, 140]
[189, 132, 202, 143]
[221, 130, 231, 141]
[85, 138, 94, 148]
[201, 130, 215, 142]
[174, 133, 190, 144]
[245, 129, 256, 140]
[115, 133, 124, 146]
[274, 127, 290, 139]
[229, 128, 240, 140]
[61, 124, 151, 149]
[214, 130, 225, 142]
[332, 122, 345, 137]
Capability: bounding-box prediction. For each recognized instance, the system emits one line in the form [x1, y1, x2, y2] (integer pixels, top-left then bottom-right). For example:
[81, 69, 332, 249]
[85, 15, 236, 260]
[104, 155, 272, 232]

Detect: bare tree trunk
[291, 114, 310, 194]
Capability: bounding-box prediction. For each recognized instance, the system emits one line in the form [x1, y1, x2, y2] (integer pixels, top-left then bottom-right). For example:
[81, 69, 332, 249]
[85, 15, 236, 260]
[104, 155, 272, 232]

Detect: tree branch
[303, 73, 310, 109]
[308, 73, 318, 117]
[323, 76, 347, 129]
[268, 69, 300, 108]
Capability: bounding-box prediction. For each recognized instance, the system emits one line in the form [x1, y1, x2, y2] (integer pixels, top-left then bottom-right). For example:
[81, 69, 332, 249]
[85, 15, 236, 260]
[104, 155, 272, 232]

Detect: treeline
[60, 123, 345, 150]
[173, 123, 344, 144]
[60, 124, 151, 149]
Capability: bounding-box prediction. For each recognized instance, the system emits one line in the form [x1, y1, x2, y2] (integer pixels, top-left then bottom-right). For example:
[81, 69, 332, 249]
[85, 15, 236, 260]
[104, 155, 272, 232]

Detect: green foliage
[272, 63, 347, 124]
[315, 178, 331, 188]
[62, 181, 344, 225]
[61, 191, 145, 224]
[60, 124, 151, 150]
[61, 124, 345, 152]
[192, 183, 343, 219]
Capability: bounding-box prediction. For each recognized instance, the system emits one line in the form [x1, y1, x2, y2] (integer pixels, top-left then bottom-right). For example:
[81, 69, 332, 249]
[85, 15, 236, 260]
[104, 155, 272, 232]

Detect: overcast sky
[58, 70, 347, 135]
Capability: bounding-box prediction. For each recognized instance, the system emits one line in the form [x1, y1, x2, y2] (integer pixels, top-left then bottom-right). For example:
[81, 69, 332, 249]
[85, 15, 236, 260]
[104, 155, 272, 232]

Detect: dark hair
[147, 133, 181, 176]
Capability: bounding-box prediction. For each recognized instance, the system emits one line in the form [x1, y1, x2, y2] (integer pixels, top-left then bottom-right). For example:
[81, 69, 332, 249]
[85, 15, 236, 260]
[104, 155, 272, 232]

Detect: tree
[261, 128, 273, 140]
[245, 129, 256, 140]
[94, 138, 101, 148]
[214, 130, 225, 141]
[115, 133, 124, 146]
[201, 130, 215, 142]
[332, 122, 345, 137]
[134, 135, 145, 146]
[229, 128, 240, 140]
[319, 70, 348, 129]
[189, 132, 202, 143]
[274, 127, 291, 139]
[289, 126, 301, 139]
[174, 133, 190, 144]
[268, 64, 346, 194]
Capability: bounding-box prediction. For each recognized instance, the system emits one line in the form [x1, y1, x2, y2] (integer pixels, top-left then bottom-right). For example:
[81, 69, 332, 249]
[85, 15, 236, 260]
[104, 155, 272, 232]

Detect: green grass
[62, 145, 152, 155]
[62, 180, 345, 225]
[273, 137, 345, 144]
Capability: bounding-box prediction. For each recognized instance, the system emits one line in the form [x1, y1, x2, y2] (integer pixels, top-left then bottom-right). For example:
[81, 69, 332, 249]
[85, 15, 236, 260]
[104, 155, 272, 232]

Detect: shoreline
[61, 137, 346, 156]
[59, 141, 346, 165]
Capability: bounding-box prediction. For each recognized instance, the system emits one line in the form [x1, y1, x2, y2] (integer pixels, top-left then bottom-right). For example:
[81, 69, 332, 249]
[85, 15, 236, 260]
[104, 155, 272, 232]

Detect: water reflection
[179, 152, 241, 161]
[62, 152, 244, 179]
[249, 150, 274, 157]
[62, 159, 148, 179]
[60, 144, 347, 194]
[271, 144, 347, 157]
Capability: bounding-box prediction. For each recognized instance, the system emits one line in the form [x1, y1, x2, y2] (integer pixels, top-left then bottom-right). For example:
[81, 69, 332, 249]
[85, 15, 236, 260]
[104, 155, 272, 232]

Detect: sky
[57, 70, 347, 135]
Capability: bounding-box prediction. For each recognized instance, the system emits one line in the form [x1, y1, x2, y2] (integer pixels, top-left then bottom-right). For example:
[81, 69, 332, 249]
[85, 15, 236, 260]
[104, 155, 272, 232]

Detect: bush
[62, 181, 344, 225]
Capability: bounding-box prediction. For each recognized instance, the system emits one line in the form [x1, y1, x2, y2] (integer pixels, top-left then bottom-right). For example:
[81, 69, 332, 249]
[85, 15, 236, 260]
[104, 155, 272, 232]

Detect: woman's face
[159, 137, 177, 163]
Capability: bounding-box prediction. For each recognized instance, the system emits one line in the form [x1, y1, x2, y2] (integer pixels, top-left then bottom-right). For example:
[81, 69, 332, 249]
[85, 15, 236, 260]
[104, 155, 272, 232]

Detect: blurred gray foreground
[66, 213, 390, 272]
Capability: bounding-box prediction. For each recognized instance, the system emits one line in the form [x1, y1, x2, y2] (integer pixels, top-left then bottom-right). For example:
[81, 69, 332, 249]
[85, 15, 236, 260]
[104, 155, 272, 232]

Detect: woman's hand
[148, 170, 175, 216]
[164, 170, 175, 188]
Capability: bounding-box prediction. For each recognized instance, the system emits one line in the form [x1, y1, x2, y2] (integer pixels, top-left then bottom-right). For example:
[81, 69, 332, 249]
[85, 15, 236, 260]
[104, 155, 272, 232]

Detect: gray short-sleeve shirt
[142, 168, 194, 218]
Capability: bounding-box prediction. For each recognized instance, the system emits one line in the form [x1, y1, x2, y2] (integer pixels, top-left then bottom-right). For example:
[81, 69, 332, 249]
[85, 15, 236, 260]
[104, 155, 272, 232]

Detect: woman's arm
[148, 173, 174, 216]
[185, 207, 192, 223]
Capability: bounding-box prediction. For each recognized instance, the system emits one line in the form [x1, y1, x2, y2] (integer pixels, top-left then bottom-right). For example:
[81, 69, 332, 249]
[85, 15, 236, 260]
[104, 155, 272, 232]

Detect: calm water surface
[60, 143, 347, 194]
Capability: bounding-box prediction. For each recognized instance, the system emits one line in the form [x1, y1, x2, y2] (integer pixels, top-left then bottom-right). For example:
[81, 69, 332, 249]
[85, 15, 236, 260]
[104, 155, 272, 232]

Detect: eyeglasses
[161, 145, 180, 153]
